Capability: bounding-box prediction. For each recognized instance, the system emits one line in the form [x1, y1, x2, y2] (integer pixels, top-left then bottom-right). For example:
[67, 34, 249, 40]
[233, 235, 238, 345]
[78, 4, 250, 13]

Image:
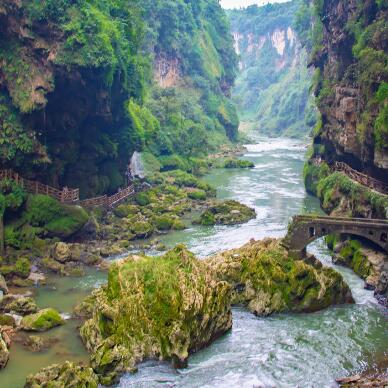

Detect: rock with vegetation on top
[0, 331, 9, 369]
[222, 158, 254, 169]
[7, 297, 38, 316]
[197, 200, 256, 226]
[25, 361, 99, 388]
[80, 245, 232, 385]
[0, 274, 8, 295]
[20, 308, 65, 332]
[130, 221, 154, 238]
[205, 238, 354, 316]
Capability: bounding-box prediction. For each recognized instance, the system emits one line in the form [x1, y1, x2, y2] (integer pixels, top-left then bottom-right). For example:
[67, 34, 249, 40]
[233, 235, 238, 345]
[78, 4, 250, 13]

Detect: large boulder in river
[197, 200, 256, 226]
[7, 297, 38, 316]
[20, 308, 65, 332]
[80, 245, 232, 385]
[205, 238, 354, 316]
[25, 361, 99, 388]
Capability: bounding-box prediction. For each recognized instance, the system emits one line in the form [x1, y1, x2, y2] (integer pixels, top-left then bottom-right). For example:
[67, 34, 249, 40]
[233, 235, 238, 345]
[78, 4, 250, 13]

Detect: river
[0, 137, 387, 387]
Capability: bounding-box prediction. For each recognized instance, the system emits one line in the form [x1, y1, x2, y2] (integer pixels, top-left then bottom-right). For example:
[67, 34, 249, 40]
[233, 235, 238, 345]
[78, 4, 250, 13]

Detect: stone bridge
[283, 215, 388, 258]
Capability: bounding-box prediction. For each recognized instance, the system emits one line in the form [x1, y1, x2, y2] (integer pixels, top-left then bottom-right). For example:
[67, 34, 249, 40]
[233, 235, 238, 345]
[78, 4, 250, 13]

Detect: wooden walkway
[310, 159, 388, 195]
[0, 169, 135, 208]
[332, 162, 388, 195]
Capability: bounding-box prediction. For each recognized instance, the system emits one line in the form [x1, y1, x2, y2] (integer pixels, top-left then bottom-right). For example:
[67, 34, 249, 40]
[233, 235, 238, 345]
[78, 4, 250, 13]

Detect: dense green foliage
[228, 1, 317, 138]
[0, 0, 238, 197]
[304, 162, 388, 218]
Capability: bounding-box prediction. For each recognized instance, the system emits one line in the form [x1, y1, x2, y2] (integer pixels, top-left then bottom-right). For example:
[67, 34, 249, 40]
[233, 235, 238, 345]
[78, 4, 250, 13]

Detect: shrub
[15, 257, 31, 278]
[135, 192, 152, 206]
[188, 190, 207, 201]
[153, 215, 175, 231]
[25, 195, 63, 226]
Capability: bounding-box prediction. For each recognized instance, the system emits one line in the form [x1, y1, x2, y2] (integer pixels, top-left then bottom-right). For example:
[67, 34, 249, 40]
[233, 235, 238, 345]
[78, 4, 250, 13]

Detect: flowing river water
[1, 137, 387, 387]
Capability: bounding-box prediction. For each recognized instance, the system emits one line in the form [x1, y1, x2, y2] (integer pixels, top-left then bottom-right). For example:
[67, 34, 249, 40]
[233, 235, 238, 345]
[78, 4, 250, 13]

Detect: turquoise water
[119, 137, 388, 388]
[1, 137, 386, 388]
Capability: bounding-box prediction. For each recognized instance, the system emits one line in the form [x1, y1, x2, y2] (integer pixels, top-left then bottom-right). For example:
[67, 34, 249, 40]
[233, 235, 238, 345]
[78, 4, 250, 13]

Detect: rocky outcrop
[0, 330, 9, 369]
[7, 297, 38, 316]
[25, 361, 99, 388]
[197, 200, 256, 226]
[332, 238, 388, 306]
[309, 0, 387, 182]
[336, 372, 388, 387]
[80, 245, 232, 385]
[20, 308, 65, 332]
[206, 238, 353, 316]
[77, 240, 353, 385]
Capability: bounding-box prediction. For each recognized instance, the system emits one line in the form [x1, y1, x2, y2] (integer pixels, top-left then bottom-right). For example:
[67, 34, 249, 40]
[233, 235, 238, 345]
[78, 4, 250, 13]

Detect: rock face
[332, 238, 388, 306]
[25, 361, 99, 388]
[309, 0, 387, 182]
[206, 238, 354, 316]
[20, 308, 65, 332]
[80, 245, 232, 385]
[198, 200, 256, 226]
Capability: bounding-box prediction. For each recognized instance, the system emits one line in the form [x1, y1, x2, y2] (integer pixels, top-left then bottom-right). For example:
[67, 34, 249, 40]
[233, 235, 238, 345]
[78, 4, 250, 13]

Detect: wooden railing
[333, 162, 388, 195]
[0, 169, 79, 203]
[79, 185, 135, 208]
[0, 169, 135, 208]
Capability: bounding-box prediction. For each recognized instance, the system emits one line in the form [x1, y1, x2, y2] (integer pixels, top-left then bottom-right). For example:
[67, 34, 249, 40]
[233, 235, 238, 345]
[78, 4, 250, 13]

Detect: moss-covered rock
[197, 200, 256, 226]
[222, 158, 254, 169]
[7, 297, 38, 316]
[20, 308, 65, 332]
[25, 195, 89, 239]
[25, 361, 99, 388]
[80, 245, 232, 384]
[130, 221, 154, 238]
[205, 238, 354, 316]
[333, 240, 372, 280]
[187, 190, 207, 201]
[0, 331, 9, 369]
[152, 215, 175, 231]
[0, 314, 16, 327]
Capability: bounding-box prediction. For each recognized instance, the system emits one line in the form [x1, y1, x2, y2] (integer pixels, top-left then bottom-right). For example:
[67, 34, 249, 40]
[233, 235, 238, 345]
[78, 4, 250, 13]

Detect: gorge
[0, 0, 387, 387]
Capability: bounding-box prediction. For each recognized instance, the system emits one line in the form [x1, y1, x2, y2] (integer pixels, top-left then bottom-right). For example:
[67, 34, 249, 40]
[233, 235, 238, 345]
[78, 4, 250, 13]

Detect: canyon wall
[0, 0, 238, 197]
[228, 1, 316, 137]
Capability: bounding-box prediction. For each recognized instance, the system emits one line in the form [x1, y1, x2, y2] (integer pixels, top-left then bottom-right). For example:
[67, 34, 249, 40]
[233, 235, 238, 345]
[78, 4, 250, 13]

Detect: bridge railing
[294, 215, 388, 225]
[0, 169, 79, 203]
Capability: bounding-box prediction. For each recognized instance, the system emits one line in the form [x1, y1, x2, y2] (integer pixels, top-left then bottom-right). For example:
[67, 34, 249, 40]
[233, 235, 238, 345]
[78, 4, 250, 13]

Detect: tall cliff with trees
[228, 1, 317, 138]
[299, 0, 388, 218]
[0, 0, 238, 198]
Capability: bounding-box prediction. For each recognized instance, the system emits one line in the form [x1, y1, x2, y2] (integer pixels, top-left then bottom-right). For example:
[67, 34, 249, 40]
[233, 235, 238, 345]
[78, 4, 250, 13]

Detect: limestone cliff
[309, 0, 387, 182]
[0, 0, 239, 197]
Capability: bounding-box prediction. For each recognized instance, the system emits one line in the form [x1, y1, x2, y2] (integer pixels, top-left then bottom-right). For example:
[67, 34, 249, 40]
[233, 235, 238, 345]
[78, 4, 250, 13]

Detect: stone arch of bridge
[287, 224, 388, 258]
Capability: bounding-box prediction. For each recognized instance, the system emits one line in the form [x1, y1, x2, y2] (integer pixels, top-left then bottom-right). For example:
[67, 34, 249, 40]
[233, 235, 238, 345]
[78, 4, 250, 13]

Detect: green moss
[130, 221, 154, 238]
[135, 192, 152, 207]
[21, 308, 65, 332]
[81, 245, 232, 381]
[207, 238, 353, 316]
[153, 215, 175, 231]
[222, 158, 254, 169]
[198, 200, 256, 226]
[338, 239, 372, 280]
[15, 257, 31, 278]
[187, 190, 207, 201]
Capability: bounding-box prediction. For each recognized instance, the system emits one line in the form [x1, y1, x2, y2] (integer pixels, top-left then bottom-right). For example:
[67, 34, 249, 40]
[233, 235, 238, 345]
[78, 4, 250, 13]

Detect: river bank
[0, 137, 387, 387]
